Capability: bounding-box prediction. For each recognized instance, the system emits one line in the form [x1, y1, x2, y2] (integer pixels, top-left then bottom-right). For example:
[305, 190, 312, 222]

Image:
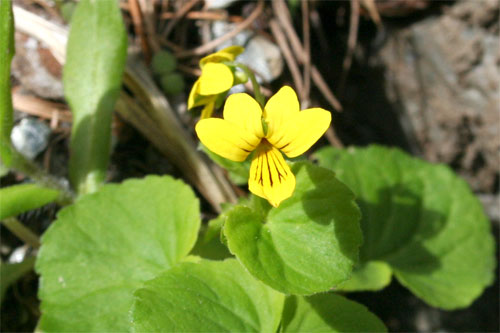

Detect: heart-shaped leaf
[224, 162, 362, 295]
[132, 259, 284, 332]
[282, 293, 387, 332]
[36, 176, 200, 331]
[315, 145, 496, 309]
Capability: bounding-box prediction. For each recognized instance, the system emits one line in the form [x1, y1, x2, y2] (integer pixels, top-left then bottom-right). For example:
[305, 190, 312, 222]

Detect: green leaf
[65, 0, 127, 195]
[0, 0, 14, 166]
[0, 184, 60, 220]
[191, 214, 232, 260]
[315, 145, 496, 309]
[224, 162, 362, 295]
[0, 256, 36, 304]
[282, 293, 387, 332]
[36, 176, 200, 331]
[337, 261, 392, 292]
[132, 259, 285, 332]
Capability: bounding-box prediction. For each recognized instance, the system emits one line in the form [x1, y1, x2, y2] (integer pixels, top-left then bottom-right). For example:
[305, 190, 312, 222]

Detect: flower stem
[8, 152, 74, 205]
[2, 217, 40, 249]
[233, 62, 265, 108]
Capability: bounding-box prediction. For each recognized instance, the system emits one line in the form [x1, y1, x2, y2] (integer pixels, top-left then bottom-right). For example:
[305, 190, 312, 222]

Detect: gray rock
[205, 0, 239, 9]
[211, 21, 284, 84]
[11, 118, 51, 160]
[377, 0, 499, 192]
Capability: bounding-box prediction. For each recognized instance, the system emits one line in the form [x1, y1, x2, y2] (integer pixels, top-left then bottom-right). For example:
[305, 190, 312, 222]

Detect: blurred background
[1, 0, 498, 331]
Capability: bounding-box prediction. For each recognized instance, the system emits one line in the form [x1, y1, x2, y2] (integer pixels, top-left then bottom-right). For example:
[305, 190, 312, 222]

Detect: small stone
[8, 245, 28, 264]
[205, 0, 239, 9]
[11, 118, 51, 160]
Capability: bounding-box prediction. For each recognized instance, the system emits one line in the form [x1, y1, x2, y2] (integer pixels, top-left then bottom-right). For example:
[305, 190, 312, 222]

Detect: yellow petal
[263, 86, 300, 144]
[200, 46, 245, 66]
[270, 108, 331, 158]
[196, 118, 258, 162]
[198, 63, 234, 96]
[223, 93, 264, 145]
[188, 79, 213, 109]
[200, 100, 215, 119]
[249, 143, 296, 207]
[188, 79, 201, 109]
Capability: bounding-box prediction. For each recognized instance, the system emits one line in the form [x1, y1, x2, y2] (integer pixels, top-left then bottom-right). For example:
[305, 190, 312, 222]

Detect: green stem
[233, 62, 265, 108]
[2, 217, 40, 249]
[0, 0, 15, 167]
[8, 152, 74, 204]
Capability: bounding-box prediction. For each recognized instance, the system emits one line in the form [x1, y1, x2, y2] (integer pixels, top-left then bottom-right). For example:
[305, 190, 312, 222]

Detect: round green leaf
[315, 145, 496, 309]
[132, 259, 284, 332]
[337, 261, 392, 292]
[282, 293, 387, 332]
[160, 72, 185, 96]
[224, 162, 362, 295]
[151, 50, 177, 75]
[36, 176, 200, 331]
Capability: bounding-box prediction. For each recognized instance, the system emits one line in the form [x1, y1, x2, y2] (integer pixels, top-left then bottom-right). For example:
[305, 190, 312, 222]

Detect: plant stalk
[233, 62, 265, 108]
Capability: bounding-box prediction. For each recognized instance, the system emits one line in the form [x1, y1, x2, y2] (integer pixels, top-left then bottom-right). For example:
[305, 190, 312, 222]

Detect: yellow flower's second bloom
[188, 46, 244, 119]
[196, 86, 331, 207]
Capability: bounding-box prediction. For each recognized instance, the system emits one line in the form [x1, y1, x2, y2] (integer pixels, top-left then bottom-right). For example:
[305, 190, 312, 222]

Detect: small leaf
[282, 293, 387, 332]
[224, 162, 362, 295]
[0, 184, 60, 220]
[315, 145, 496, 309]
[191, 214, 232, 260]
[132, 259, 285, 332]
[337, 261, 392, 292]
[65, 0, 127, 194]
[36, 176, 200, 331]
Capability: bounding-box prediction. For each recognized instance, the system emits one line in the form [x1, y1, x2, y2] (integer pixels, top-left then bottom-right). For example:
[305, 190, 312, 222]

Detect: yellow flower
[188, 46, 245, 119]
[196, 86, 331, 207]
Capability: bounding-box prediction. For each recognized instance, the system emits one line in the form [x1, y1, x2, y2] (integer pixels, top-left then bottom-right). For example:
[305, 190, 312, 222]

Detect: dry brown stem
[175, 0, 264, 58]
[269, 19, 304, 99]
[338, 0, 360, 94]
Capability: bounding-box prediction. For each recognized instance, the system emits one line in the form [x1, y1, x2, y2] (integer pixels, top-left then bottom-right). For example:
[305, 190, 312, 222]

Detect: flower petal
[200, 100, 215, 119]
[223, 93, 264, 145]
[249, 144, 295, 207]
[270, 108, 331, 158]
[263, 86, 300, 144]
[188, 79, 213, 110]
[200, 46, 245, 66]
[196, 118, 257, 162]
[199, 63, 234, 95]
[187, 78, 200, 109]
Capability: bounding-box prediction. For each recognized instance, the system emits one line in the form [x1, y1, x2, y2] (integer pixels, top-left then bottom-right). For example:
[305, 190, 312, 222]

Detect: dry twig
[338, 0, 360, 94]
[175, 0, 264, 58]
[129, 0, 151, 62]
[269, 19, 304, 99]
[138, 0, 161, 52]
[161, 0, 199, 39]
[161, 11, 242, 22]
[12, 91, 72, 123]
[301, 0, 311, 108]
[271, 0, 342, 113]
